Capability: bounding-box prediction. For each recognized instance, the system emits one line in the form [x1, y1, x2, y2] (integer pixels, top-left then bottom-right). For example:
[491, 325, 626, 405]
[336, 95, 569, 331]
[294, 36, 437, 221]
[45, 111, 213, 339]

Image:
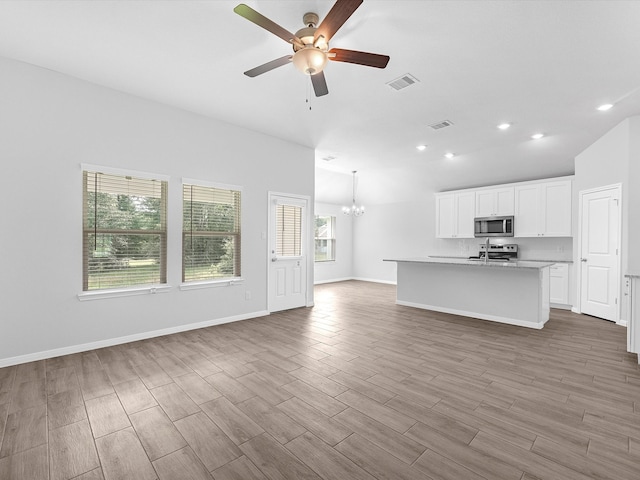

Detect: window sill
[179, 278, 244, 291]
[315, 260, 336, 263]
[77, 285, 172, 301]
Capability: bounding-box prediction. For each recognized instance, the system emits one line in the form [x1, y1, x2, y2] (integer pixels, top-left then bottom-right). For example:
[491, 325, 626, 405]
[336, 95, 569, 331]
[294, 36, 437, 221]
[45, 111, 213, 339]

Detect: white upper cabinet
[543, 181, 572, 236]
[435, 191, 475, 238]
[514, 184, 540, 236]
[436, 193, 455, 238]
[475, 187, 514, 217]
[455, 191, 476, 237]
[436, 176, 572, 240]
[515, 179, 572, 237]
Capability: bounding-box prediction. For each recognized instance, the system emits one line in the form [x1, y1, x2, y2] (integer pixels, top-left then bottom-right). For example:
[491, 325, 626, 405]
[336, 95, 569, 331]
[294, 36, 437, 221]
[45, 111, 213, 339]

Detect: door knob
[581, 258, 587, 262]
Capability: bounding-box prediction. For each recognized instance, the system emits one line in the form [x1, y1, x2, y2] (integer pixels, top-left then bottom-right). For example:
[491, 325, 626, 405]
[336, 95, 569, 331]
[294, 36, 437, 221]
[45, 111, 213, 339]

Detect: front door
[268, 193, 308, 312]
[579, 185, 621, 322]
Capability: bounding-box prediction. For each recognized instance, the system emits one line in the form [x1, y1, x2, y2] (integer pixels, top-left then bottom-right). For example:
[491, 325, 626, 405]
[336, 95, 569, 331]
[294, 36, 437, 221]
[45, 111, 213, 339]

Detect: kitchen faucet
[484, 237, 490, 263]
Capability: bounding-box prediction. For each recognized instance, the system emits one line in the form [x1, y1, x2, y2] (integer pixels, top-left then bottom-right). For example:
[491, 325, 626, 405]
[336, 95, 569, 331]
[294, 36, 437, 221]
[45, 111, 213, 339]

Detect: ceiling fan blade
[311, 71, 329, 97]
[234, 4, 302, 47]
[314, 0, 363, 43]
[244, 55, 292, 77]
[328, 48, 390, 69]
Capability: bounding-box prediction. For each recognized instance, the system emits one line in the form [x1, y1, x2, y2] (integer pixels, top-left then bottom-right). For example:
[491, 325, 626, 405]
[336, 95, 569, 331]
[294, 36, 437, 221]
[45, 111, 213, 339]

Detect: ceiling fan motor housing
[302, 12, 319, 27]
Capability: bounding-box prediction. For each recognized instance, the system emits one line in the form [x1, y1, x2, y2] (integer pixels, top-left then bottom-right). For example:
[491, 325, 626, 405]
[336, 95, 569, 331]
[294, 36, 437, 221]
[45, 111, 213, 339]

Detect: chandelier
[342, 171, 365, 216]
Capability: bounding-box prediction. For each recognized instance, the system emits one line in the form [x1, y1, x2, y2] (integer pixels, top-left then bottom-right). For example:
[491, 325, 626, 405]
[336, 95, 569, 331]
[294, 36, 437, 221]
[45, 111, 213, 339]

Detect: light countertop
[384, 257, 555, 269]
[427, 255, 572, 264]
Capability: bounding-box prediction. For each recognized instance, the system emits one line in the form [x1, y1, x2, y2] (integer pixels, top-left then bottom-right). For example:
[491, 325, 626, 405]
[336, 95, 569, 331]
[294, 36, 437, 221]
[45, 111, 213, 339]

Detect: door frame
[575, 183, 623, 324]
[267, 191, 314, 313]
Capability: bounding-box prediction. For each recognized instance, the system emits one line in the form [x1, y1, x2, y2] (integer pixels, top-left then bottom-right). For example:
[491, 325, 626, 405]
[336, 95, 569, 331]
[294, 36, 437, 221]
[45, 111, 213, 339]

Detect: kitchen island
[384, 257, 554, 329]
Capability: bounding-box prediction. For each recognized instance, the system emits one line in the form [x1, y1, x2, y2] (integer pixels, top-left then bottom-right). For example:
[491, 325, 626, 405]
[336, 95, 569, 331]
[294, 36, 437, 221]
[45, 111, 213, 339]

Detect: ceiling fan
[233, 0, 390, 97]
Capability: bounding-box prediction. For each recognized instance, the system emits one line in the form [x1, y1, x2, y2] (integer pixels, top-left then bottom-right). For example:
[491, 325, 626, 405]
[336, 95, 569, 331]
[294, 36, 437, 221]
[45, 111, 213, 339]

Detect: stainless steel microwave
[474, 216, 514, 237]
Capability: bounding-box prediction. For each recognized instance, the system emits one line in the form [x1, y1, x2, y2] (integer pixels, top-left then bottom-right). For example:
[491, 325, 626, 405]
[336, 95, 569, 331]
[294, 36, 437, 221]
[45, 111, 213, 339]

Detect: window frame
[180, 178, 243, 289]
[78, 164, 170, 300]
[314, 214, 336, 262]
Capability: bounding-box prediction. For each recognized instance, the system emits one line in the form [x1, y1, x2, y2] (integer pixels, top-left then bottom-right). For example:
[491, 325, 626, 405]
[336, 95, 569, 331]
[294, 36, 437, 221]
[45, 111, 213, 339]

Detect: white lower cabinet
[550, 263, 570, 306]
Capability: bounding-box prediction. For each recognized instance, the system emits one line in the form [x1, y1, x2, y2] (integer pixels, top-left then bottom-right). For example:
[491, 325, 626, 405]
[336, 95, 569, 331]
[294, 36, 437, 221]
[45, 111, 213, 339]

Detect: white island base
[386, 258, 552, 329]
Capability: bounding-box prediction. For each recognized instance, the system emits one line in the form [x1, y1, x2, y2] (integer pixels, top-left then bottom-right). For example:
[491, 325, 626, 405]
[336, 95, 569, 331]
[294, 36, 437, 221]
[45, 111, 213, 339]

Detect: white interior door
[579, 185, 621, 322]
[268, 193, 308, 312]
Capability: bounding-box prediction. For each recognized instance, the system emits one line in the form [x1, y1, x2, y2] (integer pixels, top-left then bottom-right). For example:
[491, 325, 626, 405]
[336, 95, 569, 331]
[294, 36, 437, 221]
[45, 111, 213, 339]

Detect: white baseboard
[0, 310, 269, 368]
[396, 300, 545, 330]
[314, 277, 353, 285]
[351, 277, 397, 285]
[314, 277, 397, 286]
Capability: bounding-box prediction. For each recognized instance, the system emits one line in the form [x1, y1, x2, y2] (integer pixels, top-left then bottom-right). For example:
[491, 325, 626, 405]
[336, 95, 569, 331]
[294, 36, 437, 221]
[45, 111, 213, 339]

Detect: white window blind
[276, 204, 302, 257]
[82, 170, 168, 291]
[183, 183, 241, 282]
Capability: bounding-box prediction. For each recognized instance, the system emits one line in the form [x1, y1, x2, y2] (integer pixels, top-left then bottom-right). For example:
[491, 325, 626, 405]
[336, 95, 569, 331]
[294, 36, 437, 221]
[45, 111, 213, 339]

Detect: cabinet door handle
[581, 258, 587, 262]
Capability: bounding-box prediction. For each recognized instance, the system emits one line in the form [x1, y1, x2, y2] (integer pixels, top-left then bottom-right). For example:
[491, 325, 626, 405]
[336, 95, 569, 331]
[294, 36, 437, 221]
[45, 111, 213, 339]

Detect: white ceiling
[1, 1, 639, 205]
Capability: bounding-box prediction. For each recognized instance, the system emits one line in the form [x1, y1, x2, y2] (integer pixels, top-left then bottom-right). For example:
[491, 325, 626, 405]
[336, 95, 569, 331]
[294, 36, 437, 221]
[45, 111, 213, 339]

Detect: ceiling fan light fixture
[293, 47, 328, 75]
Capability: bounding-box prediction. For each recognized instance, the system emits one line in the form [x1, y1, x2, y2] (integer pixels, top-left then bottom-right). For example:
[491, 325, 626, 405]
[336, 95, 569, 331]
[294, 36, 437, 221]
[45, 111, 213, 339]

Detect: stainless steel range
[469, 243, 518, 261]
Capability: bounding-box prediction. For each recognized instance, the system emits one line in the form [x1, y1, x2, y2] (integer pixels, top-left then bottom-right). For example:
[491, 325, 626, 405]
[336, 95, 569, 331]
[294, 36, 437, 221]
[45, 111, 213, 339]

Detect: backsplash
[434, 236, 573, 262]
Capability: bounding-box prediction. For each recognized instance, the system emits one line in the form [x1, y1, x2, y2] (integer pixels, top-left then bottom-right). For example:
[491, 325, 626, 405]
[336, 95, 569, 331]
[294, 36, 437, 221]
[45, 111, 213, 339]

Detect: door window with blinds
[183, 182, 242, 282]
[82, 169, 168, 291]
[276, 204, 303, 257]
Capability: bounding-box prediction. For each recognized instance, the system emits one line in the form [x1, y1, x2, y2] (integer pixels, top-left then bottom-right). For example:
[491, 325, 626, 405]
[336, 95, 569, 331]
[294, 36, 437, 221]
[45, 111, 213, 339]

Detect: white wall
[0, 57, 314, 365]
[628, 116, 640, 273]
[352, 199, 436, 283]
[574, 116, 640, 321]
[313, 202, 353, 284]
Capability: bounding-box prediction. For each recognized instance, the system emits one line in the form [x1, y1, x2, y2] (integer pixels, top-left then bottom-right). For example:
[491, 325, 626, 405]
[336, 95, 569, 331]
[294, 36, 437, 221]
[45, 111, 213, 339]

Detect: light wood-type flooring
[1, 280, 639, 479]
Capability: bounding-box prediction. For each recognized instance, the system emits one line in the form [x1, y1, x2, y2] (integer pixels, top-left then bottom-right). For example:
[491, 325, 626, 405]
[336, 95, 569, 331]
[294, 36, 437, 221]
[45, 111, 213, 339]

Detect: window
[82, 169, 168, 291]
[315, 215, 336, 262]
[276, 204, 302, 257]
[183, 182, 241, 282]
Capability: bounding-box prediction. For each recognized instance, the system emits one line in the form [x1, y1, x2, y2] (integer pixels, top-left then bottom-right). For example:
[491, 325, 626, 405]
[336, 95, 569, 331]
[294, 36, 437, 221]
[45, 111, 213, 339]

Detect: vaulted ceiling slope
[1, 1, 639, 205]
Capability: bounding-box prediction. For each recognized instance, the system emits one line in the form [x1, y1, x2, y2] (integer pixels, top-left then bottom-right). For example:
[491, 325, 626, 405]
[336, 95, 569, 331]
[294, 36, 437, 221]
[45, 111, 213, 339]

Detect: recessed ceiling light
[497, 123, 511, 130]
[444, 152, 455, 159]
[597, 103, 613, 111]
[531, 133, 544, 140]
[416, 145, 427, 151]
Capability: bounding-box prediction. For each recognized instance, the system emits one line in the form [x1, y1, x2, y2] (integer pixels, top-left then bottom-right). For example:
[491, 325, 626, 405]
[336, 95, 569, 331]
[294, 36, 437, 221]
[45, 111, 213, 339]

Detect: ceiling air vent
[428, 120, 454, 130]
[386, 73, 419, 91]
